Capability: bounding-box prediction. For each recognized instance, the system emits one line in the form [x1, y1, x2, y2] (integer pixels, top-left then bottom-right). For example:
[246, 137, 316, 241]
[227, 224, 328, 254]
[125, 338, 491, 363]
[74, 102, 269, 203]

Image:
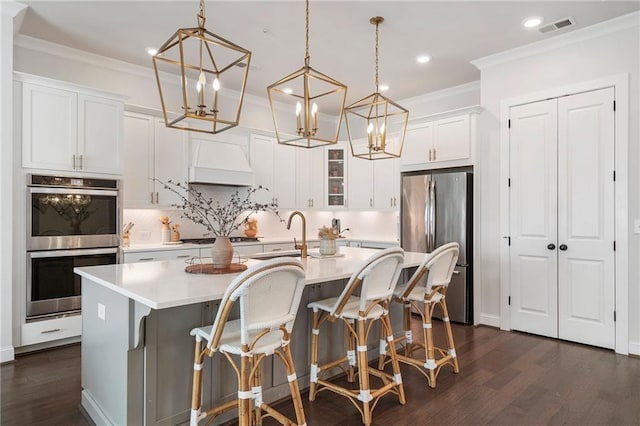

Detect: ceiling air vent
[539, 17, 576, 34]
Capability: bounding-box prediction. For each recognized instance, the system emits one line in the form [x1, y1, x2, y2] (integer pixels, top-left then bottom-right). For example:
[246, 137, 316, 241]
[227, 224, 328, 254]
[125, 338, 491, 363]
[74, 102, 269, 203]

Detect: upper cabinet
[347, 151, 399, 210]
[249, 134, 296, 209]
[18, 73, 124, 175]
[325, 144, 348, 208]
[295, 148, 324, 209]
[123, 111, 188, 208]
[401, 105, 482, 171]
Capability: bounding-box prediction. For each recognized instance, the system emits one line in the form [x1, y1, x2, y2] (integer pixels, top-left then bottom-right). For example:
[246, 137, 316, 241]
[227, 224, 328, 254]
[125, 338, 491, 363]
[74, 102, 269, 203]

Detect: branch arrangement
[158, 180, 281, 237]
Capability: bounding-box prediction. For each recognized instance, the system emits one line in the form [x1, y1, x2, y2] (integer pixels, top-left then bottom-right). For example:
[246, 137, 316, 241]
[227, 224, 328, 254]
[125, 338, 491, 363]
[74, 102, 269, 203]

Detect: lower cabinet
[21, 315, 82, 346]
[123, 248, 200, 263]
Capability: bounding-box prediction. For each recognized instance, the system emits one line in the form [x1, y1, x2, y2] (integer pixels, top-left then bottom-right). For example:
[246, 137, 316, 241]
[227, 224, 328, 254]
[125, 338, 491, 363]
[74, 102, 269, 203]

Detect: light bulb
[212, 78, 220, 91]
[197, 72, 206, 93]
[367, 123, 374, 134]
[380, 123, 386, 134]
[311, 103, 318, 116]
[296, 102, 302, 116]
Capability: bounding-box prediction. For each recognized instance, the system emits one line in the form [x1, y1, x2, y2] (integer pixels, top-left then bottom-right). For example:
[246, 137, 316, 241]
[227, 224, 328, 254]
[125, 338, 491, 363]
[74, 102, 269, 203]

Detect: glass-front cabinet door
[325, 145, 347, 208]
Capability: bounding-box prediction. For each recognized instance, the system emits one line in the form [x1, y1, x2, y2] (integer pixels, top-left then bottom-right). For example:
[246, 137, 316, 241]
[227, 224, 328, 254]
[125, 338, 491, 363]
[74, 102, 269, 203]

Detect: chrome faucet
[286, 211, 307, 258]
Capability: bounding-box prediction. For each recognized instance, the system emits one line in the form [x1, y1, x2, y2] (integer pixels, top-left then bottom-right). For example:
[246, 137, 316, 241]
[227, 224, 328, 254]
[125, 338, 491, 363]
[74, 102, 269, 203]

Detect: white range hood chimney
[188, 140, 254, 186]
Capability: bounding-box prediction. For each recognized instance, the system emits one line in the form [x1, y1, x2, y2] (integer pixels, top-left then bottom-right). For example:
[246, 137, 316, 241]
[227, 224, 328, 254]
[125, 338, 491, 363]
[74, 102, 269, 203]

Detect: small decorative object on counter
[160, 215, 171, 243]
[318, 225, 338, 255]
[244, 217, 258, 238]
[122, 222, 134, 247]
[171, 224, 181, 242]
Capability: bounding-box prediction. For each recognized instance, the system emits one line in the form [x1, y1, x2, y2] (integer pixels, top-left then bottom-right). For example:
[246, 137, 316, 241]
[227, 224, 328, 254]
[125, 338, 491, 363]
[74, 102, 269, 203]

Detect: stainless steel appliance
[401, 168, 473, 324]
[27, 247, 117, 318]
[26, 175, 120, 319]
[28, 174, 119, 250]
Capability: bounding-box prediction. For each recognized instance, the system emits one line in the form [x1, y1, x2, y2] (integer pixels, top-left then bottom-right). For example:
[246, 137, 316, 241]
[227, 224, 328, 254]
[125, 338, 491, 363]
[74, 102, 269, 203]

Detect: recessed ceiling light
[146, 47, 158, 56]
[416, 55, 431, 64]
[283, 88, 293, 95]
[522, 16, 543, 28]
[379, 84, 389, 91]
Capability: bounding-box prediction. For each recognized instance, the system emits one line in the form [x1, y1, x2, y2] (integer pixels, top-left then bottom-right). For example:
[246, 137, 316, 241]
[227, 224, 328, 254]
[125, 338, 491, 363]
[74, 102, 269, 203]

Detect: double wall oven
[27, 175, 120, 319]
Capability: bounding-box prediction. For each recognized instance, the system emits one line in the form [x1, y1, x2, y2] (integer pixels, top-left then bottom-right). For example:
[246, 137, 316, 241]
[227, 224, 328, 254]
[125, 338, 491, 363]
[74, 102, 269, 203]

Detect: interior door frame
[499, 74, 629, 354]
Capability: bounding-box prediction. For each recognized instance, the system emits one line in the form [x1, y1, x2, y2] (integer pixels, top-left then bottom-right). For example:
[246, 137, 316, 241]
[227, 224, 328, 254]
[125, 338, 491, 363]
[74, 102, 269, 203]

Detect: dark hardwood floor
[2, 321, 639, 425]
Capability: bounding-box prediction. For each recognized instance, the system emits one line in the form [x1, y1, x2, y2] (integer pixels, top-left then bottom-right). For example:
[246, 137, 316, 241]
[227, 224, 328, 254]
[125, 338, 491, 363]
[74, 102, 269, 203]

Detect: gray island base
[75, 247, 426, 425]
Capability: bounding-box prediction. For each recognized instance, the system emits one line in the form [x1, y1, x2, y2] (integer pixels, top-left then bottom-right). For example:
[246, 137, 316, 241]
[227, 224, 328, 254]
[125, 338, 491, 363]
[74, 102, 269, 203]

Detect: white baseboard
[82, 390, 113, 426]
[629, 340, 640, 356]
[1, 345, 15, 363]
[478, 313, 500, 328]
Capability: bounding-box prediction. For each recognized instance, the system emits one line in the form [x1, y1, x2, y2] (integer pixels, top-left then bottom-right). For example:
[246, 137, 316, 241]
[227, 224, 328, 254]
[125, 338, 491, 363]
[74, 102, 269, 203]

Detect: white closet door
[557, 87, 615, 349]
[509, 99, 558, 338]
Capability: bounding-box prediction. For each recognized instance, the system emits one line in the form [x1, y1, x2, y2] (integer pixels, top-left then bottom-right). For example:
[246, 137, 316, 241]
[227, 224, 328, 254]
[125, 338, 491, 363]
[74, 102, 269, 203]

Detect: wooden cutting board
[185, 263, 248, 275]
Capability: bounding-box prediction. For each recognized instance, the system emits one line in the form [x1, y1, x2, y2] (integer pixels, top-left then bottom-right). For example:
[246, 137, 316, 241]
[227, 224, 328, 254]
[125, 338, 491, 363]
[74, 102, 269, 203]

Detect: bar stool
[308, 247, 406, 426]
[380, 242, 460, 388]
[189, 258, 307, 426]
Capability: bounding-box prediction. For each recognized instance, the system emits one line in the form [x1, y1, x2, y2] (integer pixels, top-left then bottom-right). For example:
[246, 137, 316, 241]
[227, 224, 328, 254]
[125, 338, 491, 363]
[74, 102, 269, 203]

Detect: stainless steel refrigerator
[401, 168, 473, 324]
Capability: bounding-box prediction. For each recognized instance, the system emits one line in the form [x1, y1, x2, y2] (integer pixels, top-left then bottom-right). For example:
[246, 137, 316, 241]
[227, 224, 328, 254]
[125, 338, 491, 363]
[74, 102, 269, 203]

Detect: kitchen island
[75, 247, 427, 426]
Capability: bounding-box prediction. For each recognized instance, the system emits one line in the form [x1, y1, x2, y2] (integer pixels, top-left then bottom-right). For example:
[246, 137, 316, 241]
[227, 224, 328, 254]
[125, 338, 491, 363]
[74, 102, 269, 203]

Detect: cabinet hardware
[79, 154, 84, 170]
[41, 328, 61, 334]
[150, 192, 154, 203]
[176, 255, 191, 258]
[428, 149, 432, 161]
[72, 154, 77, 169]
[370, 198, 373, 208]
[433, 149, 437, 161]
[547, 243, 556, 250]
[271, 248, 282, 252]
[139, 257, 155, 261]
[155, 192, 159, 204]
[559, 244, 568, 251]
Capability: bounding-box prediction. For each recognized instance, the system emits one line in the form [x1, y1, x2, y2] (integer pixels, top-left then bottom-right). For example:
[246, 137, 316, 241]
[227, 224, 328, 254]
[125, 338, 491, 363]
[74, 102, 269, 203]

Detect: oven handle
[29, 187, 119, 197]
[28, 247, 118, 258]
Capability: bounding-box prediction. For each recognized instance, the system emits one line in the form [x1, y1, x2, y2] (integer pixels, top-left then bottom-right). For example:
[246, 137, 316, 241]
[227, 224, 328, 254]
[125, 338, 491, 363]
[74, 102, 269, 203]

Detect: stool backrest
[206, 257, 306, 349]
[331, 247, 405, 316]
[399, 243, 459, 299]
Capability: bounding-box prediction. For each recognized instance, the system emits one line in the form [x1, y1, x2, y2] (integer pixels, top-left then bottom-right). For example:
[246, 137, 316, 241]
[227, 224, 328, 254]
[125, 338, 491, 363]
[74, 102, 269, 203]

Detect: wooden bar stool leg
[377, 318, 387, 370]
[356, 317, 373, 426]
[252, 354, 263, 426]
[382, 313, 406, 405]
[348, 319, 357, 382]
[282, 339, 307, 426]
[309, 309, 320, 402]
[190, 337, 204, 426]
[440, 299, 460, 373]
[239, 347, 252, 426]
[424, 301, 437, 388]
[403, 301, 413, 357]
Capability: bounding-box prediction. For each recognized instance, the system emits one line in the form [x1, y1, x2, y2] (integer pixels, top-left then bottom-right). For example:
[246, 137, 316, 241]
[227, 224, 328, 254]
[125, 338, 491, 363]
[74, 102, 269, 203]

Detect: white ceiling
[15, 1, 640, 102]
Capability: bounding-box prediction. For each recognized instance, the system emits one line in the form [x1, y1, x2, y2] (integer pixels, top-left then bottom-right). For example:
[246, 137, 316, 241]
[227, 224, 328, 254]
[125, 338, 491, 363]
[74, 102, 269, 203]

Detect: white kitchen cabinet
[123, 111, 188, 208]
[373, 158, 400, 209]
[21, 315, 82, 346]
[250, 134, 296, 209]
[19, 74, 124, 175]
[123, 248, 199, 263]
[346, 152, 399, 210]
[262, 242, 295, 252]
[295, 148, 325, 209]
[347, 154, 373, 209]
[400, 106, 482, 171]
[232, 244, 264, 256]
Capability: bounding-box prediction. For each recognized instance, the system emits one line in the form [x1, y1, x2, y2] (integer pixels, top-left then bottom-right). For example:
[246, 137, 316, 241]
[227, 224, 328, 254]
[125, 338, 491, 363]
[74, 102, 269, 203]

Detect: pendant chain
[197, 0, 206, 28]
[305, 0, 310, 62]
[375, 20, 379, 93]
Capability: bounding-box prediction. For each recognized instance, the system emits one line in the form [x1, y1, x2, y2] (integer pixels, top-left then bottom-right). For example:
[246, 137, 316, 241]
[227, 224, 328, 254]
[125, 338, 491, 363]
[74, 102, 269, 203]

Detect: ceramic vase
[211, 236, 234, 269]
[319, 238, 336, 256]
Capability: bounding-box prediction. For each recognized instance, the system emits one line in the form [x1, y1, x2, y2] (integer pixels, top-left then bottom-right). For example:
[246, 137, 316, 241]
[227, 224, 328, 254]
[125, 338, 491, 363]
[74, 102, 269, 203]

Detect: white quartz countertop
[75, 247, 426, 310]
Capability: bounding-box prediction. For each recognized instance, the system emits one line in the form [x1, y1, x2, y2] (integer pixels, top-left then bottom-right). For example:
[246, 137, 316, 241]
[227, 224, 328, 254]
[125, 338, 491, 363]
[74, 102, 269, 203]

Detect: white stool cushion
[192, 319, 286, 356]
[308, 296, 386, 320]
[395, 286, 444, 304]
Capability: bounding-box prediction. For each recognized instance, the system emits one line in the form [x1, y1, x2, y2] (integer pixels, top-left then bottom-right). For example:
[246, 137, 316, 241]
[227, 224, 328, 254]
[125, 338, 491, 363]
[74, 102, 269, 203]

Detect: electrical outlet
[98, 303, 106, 321]
[634, 219, 640, 235]
[140, 230, 151, 241]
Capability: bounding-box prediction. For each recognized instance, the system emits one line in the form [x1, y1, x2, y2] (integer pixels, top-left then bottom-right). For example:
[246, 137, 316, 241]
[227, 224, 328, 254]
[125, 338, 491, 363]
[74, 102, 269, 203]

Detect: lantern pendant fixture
[345, 17, 409, 160]
[267, 0, 348, 148]
[152, 0, 251, 134]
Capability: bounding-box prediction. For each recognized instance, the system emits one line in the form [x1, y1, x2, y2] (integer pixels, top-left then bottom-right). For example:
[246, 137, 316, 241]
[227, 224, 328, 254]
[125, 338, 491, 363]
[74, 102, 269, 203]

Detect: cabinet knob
[559, 244, 568, 251]
[547, 243, 556, 250]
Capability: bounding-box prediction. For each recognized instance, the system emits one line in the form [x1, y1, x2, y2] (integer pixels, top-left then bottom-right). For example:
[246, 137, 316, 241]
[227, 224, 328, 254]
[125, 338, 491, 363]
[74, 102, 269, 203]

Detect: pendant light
[152, 0, 251, 134]
[345, 17, 409, 160]
[267, 0, 348, 148]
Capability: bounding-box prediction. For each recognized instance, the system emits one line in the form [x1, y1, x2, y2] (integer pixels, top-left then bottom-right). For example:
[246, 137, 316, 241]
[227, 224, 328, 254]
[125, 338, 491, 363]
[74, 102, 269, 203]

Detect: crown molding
[1, 1, 28, 20]
[471, 11, 640, 70]
[400, 80, 480, 107]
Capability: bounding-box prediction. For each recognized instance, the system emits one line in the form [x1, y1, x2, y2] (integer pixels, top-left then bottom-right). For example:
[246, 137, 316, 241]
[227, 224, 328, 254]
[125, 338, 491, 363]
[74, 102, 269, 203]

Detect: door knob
[547, 243, 556, 250]
[559, 244, 568, 251]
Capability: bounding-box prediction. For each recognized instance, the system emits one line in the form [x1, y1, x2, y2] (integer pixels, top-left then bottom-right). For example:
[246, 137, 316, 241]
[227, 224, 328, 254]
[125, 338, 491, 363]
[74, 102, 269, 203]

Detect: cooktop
[181, 237, 260, 244]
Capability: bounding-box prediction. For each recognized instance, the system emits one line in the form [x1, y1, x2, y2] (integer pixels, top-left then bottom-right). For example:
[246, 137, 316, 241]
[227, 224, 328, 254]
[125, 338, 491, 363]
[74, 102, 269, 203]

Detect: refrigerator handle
[424, 179, 431, 252]
[429, 179, 436, 252]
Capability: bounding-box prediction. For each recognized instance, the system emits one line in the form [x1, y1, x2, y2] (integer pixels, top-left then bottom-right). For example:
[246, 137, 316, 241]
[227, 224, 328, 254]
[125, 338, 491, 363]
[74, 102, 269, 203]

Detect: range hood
[188, 141, 254, 186]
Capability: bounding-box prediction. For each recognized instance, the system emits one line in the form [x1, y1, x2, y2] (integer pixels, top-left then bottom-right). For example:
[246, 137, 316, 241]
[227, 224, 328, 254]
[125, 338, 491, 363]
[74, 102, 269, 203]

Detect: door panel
[509, 99, 558, 338]
[557, 87, 615, 349]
